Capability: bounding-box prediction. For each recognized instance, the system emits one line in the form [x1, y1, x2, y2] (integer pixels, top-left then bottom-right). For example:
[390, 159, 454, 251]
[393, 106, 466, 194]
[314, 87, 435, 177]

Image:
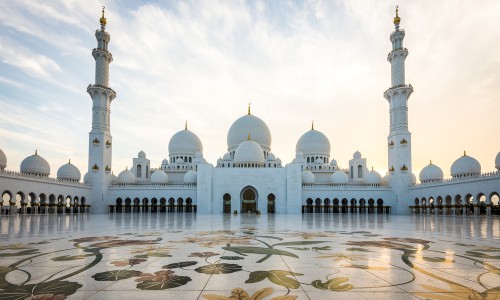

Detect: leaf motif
[0, 280, 82, 300]
[286, 247, 309, 251]
[465, 251, 500, 259]
[311, 277, 353, 291]
[136, 275, 191, 290]
[245, 271, 270, 283]
[421, 256, 454, 263]
[195, 263, 242, 275]
[220, 256, 244, 260]
[267, 270, 302, 289]
[273, 241, 328, 247]
[249, 287, 273, 299]
[271, 296, 298, 300]
[162, 261, 198, 269]
[342, 264, 388, 270]
[51, 254, 93, 261]
[345, 248, 373, 252]
[0, 249, 39, 257]
[222, 245, 299, 262]
[92, 270, 143, 281]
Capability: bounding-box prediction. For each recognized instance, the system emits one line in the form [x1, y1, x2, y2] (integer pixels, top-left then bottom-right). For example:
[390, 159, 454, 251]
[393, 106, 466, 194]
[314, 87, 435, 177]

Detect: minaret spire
[384, 5, 413, 177]
[86, 6, 116, 212]
[100, 6, 107, 30]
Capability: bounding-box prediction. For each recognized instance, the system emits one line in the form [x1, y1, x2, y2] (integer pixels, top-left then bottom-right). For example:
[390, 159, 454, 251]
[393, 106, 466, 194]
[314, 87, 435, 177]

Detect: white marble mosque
[1, 7, 500, 217]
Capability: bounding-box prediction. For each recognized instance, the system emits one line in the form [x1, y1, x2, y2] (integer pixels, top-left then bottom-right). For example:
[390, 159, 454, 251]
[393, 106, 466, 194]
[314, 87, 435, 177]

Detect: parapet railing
[0, 169, 88, 187]
[302, 183, 391, 190]
[411, 171, 500, 188]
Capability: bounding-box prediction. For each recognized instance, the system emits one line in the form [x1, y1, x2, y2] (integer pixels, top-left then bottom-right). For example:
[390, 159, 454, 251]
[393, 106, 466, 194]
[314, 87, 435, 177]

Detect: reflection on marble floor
[0, 214, 499, 299]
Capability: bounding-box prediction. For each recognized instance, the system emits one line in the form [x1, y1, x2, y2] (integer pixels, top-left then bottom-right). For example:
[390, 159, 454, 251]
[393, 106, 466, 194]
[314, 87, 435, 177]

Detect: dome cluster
[227, 113, 271, 152]
[0, 148, 6, 170]
[20, 151, 50, 176]
[57, 160, 81, 182]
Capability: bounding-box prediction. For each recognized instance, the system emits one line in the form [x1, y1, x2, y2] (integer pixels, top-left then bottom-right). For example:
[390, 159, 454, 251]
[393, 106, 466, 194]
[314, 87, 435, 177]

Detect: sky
[0, 0, 499, 181]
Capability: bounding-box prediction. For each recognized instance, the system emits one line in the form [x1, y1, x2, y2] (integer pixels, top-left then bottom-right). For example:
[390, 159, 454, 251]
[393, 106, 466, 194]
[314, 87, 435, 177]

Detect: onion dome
[118, 167, 135, 184]
[296, 125, 330, 155]
[419, 161, 443, 182]
[451, 151, 481, 177]
[151, 170, 168, 184]
[234, 136, 265, 165]
[20, 150, 50, 176]
[331, 171, 348, 184]
[57, 160, 81, 181]
[0, 147, 6, 169]
[184, 170, 197, 184]
[227, 108, 271, 150]
[302, 171, 315, 184]
[495, 152, 500, 171]
[364, 169, 382, 184]
[83, 172, 91, 185]
[410, 173, 417, 185]
[168, 127, 203, 155]
[138, 150, 146, 158]
[353, 151, 362, 160]
[381, 174, 389, 186]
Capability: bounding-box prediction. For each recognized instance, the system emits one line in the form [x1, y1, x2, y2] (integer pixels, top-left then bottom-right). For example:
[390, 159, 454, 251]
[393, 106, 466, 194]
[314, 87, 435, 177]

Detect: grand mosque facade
[1, 8, 500, 216]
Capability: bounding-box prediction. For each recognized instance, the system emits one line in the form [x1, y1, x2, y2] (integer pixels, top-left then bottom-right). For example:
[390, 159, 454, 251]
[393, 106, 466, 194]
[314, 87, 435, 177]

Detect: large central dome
[296, 128, 331, 155]
[168, 128, 203, 155]
[227, 112, 271, 151]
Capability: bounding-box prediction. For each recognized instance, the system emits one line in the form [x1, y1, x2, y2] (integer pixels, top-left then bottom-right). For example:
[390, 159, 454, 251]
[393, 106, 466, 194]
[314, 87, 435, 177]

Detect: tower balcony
[92, 48, 113, 62]
[387, 47, 408, 59]
[87, 84, 117, 99]
[383, 84, 413, 101]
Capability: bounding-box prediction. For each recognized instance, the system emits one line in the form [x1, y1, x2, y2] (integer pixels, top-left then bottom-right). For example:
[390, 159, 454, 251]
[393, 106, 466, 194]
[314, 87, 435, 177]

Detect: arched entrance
[241, 187, 257, 213]
[223, 193, 231, 213]
[267, 194, 275, 214]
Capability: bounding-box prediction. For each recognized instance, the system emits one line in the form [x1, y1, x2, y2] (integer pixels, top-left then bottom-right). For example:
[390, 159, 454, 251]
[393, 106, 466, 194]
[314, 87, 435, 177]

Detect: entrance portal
[241, 188, 257, 213]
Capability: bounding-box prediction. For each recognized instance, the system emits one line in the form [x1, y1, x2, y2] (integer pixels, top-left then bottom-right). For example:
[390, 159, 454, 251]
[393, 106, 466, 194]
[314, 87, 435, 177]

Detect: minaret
[87, 7, 116, 212]
[384, 6, 413, 178]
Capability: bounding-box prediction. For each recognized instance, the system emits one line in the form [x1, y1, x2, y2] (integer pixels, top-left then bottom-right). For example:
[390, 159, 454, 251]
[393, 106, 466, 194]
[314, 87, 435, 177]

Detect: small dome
[20, 151, 50, 176]
[0, 148, 6, 169]
[495, 152, 500, 170]
[162, 159, 169, 165]
[184, 170, 197, 184]
[138, 150, 146, 158]
[223, 152, 231, 160]
[151, 170, 168, 184]
[302, 171, 315, 184]
[111, 172, 118, 184]
[316, 158, 324, 164]
[331, 171, 348, 184]
[118, 168, 135, 184]
[57, 160, 81, 181]
[353, 151, 362, 159]
[83, 172, 91, 184]
[410, 173, 417, 185]
[365, 170, 382, 184]
[296, 129, 331, 155]
[227, 113, 272, 150]
[419, 162, 443, 182]
[175, 157, 184, 164]
[168, 129, 203, 155]
[330, 159, 337, 166]
[267, 153, 276, 161]
[234, 140, 265, 164]
[451, 153, 481, 177]
[381, 174, 389, 186]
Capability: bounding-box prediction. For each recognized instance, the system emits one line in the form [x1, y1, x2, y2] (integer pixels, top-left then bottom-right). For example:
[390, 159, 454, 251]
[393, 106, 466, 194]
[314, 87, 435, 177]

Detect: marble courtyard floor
[0, 213, 499, 299]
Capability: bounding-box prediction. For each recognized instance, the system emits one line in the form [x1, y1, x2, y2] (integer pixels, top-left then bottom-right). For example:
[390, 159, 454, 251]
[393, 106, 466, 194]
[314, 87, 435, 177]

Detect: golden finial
[393, 5, 401, 25]
[311, 121, 314, 130]
[100, 6, 107, 27]
[126, 166, 128, 170]
[69, 159, 71, 164]
[248, 102, 251, 115]
[430, 160, 432, 165]
[185, 121, 188, 130]
[371, 166, 374, 171]
[464, 150, 467, 156]
[248, 133, 251, 141]
[35, 149, 38, 155]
